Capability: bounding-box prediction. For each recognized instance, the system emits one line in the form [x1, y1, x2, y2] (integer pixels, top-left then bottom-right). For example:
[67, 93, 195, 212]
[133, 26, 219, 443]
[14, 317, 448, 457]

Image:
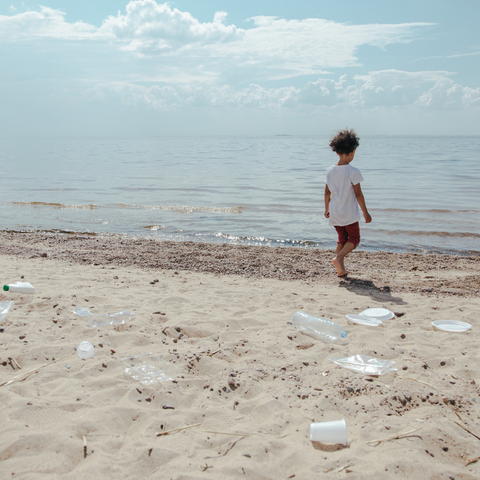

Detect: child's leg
[332, 223, 360, 276]
[333, 242, 355, 276]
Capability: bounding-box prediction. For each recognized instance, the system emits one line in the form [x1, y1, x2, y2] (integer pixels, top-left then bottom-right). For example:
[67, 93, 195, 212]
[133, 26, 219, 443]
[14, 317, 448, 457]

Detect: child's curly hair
[329, 129, 360, 154]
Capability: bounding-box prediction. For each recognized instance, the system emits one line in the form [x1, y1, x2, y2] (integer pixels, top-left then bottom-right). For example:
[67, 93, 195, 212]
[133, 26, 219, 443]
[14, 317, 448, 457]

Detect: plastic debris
[292, 311, 347, 343]
[329, 355, 398, 376]
[0, 301, 14, 323]
[76, 341, 95, 359]
[74, 307, 135, 327]
[3, 282, 35, 294]
[121, 353, 178, 385]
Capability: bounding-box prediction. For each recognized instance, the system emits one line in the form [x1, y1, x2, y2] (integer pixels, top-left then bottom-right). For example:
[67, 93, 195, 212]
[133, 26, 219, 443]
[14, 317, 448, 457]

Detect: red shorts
[334, 222, 360, 248]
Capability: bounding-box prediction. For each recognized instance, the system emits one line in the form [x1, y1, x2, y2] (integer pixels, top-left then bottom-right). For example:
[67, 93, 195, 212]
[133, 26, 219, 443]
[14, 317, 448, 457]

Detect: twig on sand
[83, 436, 87, 458]
[323, 464, 353, 474]
[205, 436, 245, 459]
[202, 464, 213, 471]
[207, 350, 221, 357]
[454, 421, 480, 442]
[0, 354, 72, 387]
[8, 357, 21, 370]
[465, 456, 480, 466]
[367, 428, 422, 447]
[202, 430, 250, 437]
[156, 423, 201, 437]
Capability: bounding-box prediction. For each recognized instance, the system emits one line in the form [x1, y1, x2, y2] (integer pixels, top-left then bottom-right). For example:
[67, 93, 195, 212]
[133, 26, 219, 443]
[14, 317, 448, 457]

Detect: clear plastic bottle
[3, 282, 35, 294]
[77, 341, 95, 359]
[73, 308, 135, 327]
[292, 311, 347, 343]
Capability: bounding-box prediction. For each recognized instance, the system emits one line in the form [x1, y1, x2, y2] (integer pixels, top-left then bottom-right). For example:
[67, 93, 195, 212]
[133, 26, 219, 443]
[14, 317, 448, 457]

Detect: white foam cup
[310, 419, 347, 445]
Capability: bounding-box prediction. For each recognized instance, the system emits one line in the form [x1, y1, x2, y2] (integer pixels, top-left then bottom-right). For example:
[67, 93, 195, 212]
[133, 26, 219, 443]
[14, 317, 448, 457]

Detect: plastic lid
[3, 285, 8, 291]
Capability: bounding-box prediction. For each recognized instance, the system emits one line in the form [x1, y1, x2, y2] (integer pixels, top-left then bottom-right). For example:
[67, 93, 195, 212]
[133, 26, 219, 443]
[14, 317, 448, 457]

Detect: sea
[0, 135, 479, 255]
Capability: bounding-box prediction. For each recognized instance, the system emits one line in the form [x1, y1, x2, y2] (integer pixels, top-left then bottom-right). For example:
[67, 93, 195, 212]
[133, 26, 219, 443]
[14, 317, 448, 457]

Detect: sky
[1, 0, 479, 136]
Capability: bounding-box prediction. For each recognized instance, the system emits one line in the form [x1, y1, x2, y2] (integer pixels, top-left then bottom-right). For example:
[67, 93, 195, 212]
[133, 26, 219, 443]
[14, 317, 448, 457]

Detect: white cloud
[88, 71, 480, 110]
[88, 82, 297, 109]
[99, 0, 244, 52]
[0, 6, 97, 40]
[1, 1, 432, 81]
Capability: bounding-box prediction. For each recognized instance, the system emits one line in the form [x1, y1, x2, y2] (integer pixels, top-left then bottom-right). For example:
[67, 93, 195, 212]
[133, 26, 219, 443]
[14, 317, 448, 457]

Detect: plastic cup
[77, 341, 95, 359]
[310, 419, 347, 445]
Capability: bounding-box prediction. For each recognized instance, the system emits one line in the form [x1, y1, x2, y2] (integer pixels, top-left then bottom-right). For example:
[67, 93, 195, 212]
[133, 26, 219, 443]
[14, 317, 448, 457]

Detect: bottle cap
[3, 285, 8, 291]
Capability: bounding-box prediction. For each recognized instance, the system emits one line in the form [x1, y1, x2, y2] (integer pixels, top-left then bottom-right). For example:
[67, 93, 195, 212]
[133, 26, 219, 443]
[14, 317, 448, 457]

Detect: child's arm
[353, 183, 372, 223]
[324, 184, 331, 218]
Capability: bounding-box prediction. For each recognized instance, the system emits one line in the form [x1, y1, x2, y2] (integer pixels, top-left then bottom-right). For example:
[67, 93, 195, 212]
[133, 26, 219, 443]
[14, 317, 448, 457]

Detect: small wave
[142, 225, 165, 231]
[11, 202, 98, 209]
[373, 229, 480, 239]
[116, 204, 243, 214]
[208, 232, 319, 247]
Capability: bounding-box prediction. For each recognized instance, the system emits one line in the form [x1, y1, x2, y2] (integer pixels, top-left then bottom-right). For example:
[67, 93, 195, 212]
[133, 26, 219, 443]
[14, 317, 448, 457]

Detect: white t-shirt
[325, 164, 364, 226]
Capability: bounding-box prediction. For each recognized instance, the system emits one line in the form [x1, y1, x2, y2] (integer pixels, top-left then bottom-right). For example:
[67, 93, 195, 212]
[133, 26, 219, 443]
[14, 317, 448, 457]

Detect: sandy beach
[0, 232, 479, 479]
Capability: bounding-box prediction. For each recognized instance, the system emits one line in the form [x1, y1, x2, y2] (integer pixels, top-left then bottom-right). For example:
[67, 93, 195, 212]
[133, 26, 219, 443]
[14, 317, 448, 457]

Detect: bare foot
[332, 258, 348, 277]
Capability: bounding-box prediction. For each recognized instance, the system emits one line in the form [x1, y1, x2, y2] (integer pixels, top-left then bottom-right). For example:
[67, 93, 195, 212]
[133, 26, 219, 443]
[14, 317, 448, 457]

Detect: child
[324, 129, 372, 276]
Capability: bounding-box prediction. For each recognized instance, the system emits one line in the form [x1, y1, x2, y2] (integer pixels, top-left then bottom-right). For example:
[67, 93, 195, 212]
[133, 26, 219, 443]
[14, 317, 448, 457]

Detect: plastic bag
[121, 353, 178, 385]
[0, 301, 14, 323]
[330, 355, 398, 376]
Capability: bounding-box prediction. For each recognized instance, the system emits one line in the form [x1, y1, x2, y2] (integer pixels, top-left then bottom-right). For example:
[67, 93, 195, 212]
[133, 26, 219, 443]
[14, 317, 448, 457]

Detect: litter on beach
[330, 355, 398, 375]
[121, 353, 178, 385]
[431, 320, 472, 332]
[345, 314, 384, 327]
[359, 308, 395, 320]
[3, 282, 35, 294]
[73, 307, 135, 327]
[0, 301, 14, 323]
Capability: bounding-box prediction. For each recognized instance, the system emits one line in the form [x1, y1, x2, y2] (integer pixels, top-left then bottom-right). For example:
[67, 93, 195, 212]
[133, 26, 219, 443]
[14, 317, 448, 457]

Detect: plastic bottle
[73, 307, 135, 327]
[3, 282, 35, 294]
[77, 341, 95, 359]
[292, 311, 347, 343]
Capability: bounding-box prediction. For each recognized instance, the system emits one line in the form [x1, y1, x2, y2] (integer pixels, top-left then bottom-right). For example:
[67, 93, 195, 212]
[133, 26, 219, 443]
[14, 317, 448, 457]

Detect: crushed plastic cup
[0, 301, 14, 323]
[73, 307, 135, 327]
[330, 355, 398, 376]
[121, 353, 178, 385]
[310, 420, 347, 445]
[76, 341, 95, 359]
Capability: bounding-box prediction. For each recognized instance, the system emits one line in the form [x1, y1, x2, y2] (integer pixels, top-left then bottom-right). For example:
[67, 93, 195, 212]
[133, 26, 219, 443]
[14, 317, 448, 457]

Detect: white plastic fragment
[0, 301, 14, 323]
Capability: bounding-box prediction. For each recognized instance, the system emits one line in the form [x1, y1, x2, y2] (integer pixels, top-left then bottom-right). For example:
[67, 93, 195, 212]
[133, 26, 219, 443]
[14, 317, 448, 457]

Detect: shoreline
[0, 231, 478, 297]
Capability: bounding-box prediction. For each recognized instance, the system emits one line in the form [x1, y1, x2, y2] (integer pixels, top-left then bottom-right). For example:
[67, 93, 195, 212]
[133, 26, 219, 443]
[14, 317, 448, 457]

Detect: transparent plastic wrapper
[329, 355, 398, 376]
[0, 301, 14, 323]
[121, 353, 178, 385]
[74, 307, 135, 327]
